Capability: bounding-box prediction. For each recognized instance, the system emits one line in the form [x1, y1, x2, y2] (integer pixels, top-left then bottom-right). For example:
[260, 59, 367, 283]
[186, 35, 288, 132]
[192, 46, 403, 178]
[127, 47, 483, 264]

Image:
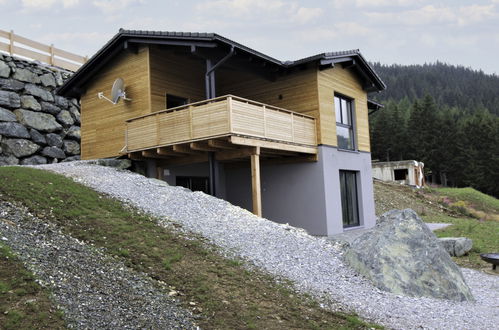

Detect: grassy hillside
[374, 181, 499, 271]
[0, 167, 380, 330]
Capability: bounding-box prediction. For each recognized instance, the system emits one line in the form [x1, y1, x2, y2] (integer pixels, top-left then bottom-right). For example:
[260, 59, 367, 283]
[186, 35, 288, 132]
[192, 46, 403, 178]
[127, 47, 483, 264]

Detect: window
[340, 170, 360, 228]
[166, 94, 188, 109]
[334, 95, 355, 150]
[176, 176, 209, 193]
[394, 169, 408, 181]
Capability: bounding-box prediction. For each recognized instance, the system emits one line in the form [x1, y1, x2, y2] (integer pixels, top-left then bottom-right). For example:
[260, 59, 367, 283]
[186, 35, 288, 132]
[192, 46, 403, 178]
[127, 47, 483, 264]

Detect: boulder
[29, 128, 46, 145]
[68, 105, 80, 124]
[39, 73, 56, 87]
[0, 107, 17, 122]
[13, 68, 41, 84]
[344, 209, 474, 302]
[14, 109, 62, 133]
[61, 155, 80, 162]
[41, 146, 65, 159]
[45, 133, 63, 148]
[65, 126, 81, 140]
[56, 110, 74, 126]
[21, 95, 42, 111]
[63, 140, 80, 155]
[40, 101, 61, 115]
[54, 95, 69, 109]
[1, 138, 40, 158]
[0, 78, 25, 91]
[0, 61, 11, 78]
[20, 155, 48, 165]
[438, 237, 473, 257]
[0, 122, 31, 138]
[94, 158, 132, 170]
[0, 155, 19, 165]
[0, 90, 21, 108]
[24, 84, 54, 102]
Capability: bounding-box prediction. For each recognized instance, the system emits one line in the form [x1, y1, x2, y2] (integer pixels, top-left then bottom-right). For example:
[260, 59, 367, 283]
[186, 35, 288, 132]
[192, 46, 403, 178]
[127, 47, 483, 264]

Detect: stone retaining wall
[0, 53, 80, 165]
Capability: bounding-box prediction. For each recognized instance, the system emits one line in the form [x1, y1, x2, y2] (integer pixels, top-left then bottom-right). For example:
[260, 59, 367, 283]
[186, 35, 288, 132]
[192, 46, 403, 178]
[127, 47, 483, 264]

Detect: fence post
[50, 44, 55, 66]
[9, 30, 14, 56]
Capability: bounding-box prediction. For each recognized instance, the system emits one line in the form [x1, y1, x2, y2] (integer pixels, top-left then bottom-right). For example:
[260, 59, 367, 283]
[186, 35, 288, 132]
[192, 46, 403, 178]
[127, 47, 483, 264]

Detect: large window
[340, 170, 360, 228]
[334, 95, 355, 150]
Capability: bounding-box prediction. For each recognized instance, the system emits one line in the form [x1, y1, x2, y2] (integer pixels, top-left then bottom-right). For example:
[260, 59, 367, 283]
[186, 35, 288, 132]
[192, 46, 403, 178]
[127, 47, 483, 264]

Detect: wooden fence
[0, 29, 87, 71]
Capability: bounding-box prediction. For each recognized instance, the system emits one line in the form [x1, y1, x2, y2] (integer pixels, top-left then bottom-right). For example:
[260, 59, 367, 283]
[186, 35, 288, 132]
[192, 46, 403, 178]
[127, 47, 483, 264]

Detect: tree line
[368, 63, 499, 197]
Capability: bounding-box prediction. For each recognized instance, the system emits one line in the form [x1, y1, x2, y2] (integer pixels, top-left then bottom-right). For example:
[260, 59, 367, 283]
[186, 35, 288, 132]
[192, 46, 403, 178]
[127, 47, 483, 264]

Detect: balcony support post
[251, 147, 262, 217]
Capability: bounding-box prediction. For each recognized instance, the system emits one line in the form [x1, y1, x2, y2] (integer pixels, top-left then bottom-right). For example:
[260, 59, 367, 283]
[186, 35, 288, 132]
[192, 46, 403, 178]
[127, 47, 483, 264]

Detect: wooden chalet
[58, 29, 385, 236]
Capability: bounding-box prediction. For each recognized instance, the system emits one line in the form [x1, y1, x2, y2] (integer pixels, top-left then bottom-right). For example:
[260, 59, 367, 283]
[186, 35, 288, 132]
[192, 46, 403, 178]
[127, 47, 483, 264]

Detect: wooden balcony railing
[125, 95, 317, 152]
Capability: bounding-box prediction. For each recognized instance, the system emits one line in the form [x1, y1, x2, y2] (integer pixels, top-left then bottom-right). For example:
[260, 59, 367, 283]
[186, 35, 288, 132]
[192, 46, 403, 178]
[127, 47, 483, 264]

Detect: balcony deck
[125, 95, 317, 161]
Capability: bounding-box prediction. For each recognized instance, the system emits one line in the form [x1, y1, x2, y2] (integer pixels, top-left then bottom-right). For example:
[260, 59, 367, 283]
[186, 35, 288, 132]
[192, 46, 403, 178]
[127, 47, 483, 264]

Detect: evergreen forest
[368, 62, 499, 197]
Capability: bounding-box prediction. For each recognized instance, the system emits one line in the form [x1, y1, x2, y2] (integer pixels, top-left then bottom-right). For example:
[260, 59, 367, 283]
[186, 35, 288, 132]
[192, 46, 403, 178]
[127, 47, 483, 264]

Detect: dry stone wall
[0, 53, 80, 165]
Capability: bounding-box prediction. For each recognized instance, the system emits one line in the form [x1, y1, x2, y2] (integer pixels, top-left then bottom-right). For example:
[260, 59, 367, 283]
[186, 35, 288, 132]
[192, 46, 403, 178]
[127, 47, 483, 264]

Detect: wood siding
[317, 66, 370, 152]
[80, 46, 151, 159]
[149, 47, 205, 112]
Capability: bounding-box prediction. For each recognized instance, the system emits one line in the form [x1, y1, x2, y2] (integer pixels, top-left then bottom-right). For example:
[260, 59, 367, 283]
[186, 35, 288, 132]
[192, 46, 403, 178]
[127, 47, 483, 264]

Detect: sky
[0, 0, 498, 75]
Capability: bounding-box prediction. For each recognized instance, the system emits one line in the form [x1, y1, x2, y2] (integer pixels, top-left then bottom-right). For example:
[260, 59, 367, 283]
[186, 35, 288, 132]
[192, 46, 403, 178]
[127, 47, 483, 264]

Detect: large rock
[68, 105, 80, 124]
[0, 155, 19, 165]
[39, 73, 56, 87]
[0, 90, 21, 108]
[41, 146, 65, 159]
[14, 109, 62, 133]
[0, 78, 24, 91]
[29, 128, 46, 145]
[20, 155, 48, 165]
[63, 140, 80, 155]
[65, 126, 81, 140]
[0, 122, 31, 138]
[45, 133, 63, 148]
[21, 95, 42, 111]
[438, 237, 473, 257]
[40, 101, 61, 115]
[54, 95, 69, 109]
[0, 107, 17, 122]
[24, 84, 54, 102]
[0, 61, 11, 78]
[13, 68, 40, 84]
[1, 138, 40, 157]
[344, 209, 474, 302]
[57, 110, 74, 126]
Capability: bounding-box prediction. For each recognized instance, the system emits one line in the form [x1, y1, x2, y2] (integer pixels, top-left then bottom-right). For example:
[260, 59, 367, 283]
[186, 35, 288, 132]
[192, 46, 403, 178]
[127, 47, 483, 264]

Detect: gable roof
[58, 29, 386, 98]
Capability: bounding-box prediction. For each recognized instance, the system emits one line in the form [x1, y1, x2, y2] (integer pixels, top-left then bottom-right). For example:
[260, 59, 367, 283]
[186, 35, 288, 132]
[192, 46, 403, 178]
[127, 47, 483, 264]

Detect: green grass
[0, 242, 66, 329]
[433, 187, 499, 214]
[424, 214, 499, 269]
[0, 166, 382, 329]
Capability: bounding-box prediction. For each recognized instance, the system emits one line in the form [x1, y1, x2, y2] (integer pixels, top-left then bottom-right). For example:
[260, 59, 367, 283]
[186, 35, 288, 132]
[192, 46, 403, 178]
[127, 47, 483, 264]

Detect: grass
[432, 187, 499, 221]
[0, 166, 381, 329]
[0, 242, 65, 329]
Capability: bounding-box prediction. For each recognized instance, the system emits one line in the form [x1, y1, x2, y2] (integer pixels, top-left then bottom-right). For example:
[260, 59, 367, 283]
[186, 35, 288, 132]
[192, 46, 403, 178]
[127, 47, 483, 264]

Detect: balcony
[125, 95, 317, 156]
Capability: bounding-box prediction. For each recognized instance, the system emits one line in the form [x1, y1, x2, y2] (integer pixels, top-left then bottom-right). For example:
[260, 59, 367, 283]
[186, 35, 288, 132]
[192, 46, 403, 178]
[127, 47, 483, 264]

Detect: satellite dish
[97, 78, 132, 104]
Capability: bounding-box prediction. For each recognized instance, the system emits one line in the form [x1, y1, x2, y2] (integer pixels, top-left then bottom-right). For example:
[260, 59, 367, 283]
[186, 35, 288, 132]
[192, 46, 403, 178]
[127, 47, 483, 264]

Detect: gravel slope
[32, 163, 499, 329]
[0, 199, 196, 329]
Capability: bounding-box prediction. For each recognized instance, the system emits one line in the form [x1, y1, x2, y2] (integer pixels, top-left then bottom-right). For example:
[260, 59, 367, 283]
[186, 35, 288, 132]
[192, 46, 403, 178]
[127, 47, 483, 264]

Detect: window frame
[339, 170, 360, 228]
[334, 93, 356, 151]
[166, 94, 188, 109]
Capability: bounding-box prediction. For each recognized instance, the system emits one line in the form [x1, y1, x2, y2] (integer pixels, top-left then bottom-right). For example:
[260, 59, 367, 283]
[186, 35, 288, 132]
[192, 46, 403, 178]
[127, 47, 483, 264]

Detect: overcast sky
[1, 0, 498, 75]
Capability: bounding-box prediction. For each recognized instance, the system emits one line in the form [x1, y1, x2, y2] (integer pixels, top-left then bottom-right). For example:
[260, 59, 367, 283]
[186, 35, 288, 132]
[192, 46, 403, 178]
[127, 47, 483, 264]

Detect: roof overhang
[57, 29, 386, 98]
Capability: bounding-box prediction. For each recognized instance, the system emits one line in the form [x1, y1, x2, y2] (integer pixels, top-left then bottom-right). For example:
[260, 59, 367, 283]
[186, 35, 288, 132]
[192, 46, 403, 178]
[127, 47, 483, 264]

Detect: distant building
[372, 160, 425, 188]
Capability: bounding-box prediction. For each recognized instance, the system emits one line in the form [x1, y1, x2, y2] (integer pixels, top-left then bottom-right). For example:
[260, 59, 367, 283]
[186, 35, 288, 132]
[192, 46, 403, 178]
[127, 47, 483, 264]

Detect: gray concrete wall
[162, 146, 376, 236]
[321, 146, 376, 235]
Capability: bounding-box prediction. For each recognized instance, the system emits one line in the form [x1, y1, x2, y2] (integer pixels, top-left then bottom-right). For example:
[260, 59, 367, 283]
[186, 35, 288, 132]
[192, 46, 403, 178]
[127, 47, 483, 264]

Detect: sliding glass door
[340, 170, 360, 228]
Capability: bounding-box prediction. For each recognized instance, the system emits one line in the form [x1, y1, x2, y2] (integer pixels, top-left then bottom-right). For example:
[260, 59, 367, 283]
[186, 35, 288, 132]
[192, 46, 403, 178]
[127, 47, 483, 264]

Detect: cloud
[92, 0, 145, 14]
[331, 0, 423, 9]
[458, 5, 496, 26]
[22, 0, 57, 8]
[297, 22, 370, 43]
[196, 0, 323, 24]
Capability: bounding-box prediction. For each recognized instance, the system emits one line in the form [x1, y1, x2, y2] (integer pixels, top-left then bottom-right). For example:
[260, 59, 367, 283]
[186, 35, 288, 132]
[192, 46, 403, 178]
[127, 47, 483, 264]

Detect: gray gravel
[30, 162, 499, 329]
[0, 199, 196, 329]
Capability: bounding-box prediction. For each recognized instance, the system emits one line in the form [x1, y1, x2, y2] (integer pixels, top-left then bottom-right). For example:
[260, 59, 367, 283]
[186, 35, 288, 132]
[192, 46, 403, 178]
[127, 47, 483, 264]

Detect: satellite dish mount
[98, 78, 132, 104]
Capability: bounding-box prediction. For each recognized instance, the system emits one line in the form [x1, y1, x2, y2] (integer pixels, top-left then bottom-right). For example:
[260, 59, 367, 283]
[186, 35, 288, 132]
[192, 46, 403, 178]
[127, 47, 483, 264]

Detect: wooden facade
[79, 46, 373, 160]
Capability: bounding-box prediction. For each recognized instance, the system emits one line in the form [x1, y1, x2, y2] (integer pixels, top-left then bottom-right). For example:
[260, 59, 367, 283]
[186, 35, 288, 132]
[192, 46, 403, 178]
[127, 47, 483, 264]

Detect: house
[372, 160, 425, 188]
[57, 29, 386, 236]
